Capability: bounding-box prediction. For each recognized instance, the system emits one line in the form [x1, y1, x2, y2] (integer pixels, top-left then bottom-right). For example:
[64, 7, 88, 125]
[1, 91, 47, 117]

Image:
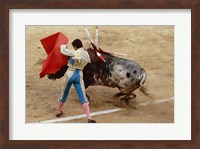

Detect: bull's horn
[140, 72, 146, 86]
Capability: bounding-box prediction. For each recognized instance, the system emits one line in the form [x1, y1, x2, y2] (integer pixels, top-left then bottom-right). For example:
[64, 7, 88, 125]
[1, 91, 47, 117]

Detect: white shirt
[60, 45, 91, 70]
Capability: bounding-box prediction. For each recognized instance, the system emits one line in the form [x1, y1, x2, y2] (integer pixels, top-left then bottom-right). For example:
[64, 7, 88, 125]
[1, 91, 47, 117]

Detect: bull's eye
[133, 70, 137, 74]
[126, 72, 130, 78]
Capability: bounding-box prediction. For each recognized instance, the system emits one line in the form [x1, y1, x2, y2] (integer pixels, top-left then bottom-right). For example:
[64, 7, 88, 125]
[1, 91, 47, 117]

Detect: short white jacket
[60, 45, 91, 70]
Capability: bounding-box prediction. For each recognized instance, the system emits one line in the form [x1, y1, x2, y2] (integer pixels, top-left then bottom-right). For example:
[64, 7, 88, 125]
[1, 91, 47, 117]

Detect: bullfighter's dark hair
[71, 39, 83, 49]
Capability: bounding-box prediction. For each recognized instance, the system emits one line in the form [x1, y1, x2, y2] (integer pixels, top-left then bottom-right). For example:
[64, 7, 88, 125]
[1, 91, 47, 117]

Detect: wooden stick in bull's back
[95, 26, 98, 48]
[83, 26, 106, 62]
[84, 26, 94, 44]
[84, 26, 98, 50]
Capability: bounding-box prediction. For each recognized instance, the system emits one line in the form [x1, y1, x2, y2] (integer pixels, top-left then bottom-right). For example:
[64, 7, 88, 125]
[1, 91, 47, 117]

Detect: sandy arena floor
[26, 26, 174, 123]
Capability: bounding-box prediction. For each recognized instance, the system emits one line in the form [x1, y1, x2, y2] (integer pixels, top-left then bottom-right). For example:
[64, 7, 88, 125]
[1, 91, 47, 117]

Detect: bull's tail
[139, 71, 153, 98]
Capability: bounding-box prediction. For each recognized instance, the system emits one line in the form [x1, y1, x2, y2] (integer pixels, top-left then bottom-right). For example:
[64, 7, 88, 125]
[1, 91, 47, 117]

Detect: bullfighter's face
[73, 46, 78, 50]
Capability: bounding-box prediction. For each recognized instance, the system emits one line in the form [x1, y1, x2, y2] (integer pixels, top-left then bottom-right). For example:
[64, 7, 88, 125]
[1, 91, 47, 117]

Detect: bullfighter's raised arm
[60, 45, 75, 57]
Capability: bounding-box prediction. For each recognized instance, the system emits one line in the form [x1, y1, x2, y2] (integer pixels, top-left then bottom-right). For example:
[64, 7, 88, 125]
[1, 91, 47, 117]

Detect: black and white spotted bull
[84, 48, 148, 99]
[48, 26, 151, 104]
[48, 47, 150, 104]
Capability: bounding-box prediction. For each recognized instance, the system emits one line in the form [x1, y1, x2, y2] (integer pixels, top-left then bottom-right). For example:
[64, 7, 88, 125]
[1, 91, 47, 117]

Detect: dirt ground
[25, 26, 174, 123]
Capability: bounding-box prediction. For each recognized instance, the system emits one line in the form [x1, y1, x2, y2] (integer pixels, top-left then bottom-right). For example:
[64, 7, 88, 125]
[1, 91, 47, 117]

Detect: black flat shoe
[56, 111, 63, 117]
[88, 119, 96, 123]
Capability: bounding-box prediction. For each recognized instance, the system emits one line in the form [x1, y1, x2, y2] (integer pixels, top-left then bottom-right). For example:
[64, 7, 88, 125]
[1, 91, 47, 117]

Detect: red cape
[39, 32, 69, 78]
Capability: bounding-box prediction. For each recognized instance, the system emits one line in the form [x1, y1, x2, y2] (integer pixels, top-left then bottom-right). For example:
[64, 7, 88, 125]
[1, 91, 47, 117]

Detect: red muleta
[39, 32, 69, 78]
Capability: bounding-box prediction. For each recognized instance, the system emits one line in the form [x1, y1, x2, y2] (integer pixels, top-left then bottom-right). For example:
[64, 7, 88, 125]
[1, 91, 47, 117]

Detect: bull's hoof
[129, 93, 136, 99]
[120, 94, 136, 106]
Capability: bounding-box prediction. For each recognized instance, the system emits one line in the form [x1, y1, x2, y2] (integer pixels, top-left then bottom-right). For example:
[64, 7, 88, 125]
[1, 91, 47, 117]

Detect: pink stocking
[58, 102, 64, 113]
[82, 103, 92, 119]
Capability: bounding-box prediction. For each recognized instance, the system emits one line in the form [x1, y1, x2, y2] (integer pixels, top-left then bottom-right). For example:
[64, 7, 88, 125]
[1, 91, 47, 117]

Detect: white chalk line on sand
[34, 96, 174, 123]
[136, 96, 174, 108]
[35, 108, 122, 124]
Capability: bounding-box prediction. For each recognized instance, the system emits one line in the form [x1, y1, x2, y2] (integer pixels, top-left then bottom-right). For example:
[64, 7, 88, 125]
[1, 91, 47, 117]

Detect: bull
[48, 27, 151, 104]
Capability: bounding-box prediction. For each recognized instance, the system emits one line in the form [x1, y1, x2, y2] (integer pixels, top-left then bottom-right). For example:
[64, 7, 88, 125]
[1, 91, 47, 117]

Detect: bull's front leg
[114, 92, 136, 105]
[120, 94, 136, 105]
